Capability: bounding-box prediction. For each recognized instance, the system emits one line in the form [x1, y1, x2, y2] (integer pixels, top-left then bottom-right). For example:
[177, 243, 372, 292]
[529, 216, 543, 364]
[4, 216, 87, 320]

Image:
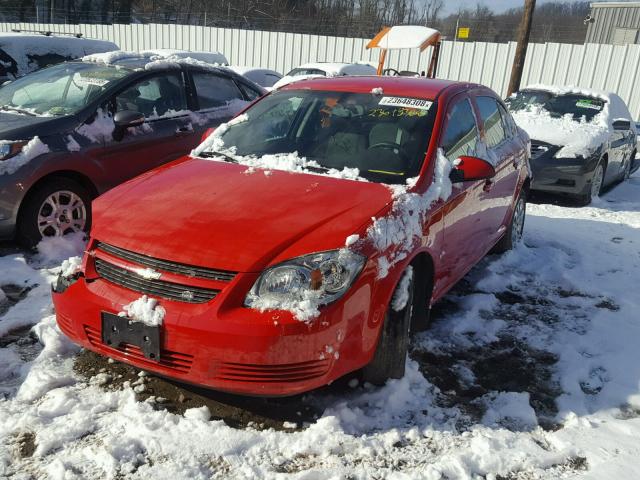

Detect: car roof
[279, 75, 477, 100]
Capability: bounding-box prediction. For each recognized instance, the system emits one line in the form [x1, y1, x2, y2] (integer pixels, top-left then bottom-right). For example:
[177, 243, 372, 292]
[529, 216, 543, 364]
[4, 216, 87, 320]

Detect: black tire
[17, 177, 92, 248]
[579, 160, 605, 206]
[362, 267, 415, 385]
[621, 151, 634, 181]
[493, 189, 527, 254]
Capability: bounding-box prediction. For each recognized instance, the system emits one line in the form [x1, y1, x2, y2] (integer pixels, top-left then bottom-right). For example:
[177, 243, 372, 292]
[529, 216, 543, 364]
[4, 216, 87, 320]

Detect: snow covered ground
[1, 173, 640, 479]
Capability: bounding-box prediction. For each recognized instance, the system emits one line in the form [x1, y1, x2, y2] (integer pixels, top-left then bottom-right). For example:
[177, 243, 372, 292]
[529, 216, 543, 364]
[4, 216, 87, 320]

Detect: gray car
[507, 86, 636, 204]
[0, 53, 264, 246]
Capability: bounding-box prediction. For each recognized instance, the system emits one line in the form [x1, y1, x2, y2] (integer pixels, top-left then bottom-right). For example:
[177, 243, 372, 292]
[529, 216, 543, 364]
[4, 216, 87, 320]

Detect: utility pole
[507, 0, 536, 97]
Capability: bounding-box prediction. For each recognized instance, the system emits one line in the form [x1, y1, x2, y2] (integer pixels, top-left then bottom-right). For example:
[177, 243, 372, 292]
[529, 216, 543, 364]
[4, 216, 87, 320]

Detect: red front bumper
[52, 253, 381, 396]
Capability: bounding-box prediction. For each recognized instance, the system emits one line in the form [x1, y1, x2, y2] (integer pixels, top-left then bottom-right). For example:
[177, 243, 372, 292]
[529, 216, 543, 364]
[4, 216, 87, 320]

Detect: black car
[507, 87, 636, 204]
[0, 52, 264, 246]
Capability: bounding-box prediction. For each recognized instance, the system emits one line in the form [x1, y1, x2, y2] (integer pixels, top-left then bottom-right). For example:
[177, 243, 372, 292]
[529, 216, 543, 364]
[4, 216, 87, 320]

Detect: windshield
[506, 90, 605, 122]
[199, 90, 436, 184]
[0, 62, 129, 116]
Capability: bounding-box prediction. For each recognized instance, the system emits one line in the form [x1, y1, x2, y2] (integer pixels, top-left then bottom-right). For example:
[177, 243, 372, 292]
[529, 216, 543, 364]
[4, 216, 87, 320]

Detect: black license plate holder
[101, 311, 161, 361]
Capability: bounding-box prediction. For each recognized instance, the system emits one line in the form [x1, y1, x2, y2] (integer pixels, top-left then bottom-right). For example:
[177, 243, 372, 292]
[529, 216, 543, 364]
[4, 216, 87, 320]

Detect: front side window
[441, 98, 479, 160]
[116, 74, 186, 118]
[192, 72, 244, 110]
[0, 62, 129, 116]
[476, 96, 507, 148]
[196, 90, 436, 184]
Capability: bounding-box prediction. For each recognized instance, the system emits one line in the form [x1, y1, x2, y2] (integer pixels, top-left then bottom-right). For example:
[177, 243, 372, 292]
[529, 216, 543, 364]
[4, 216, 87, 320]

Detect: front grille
[95, 242, 236, 282]
[95, 258, 219, 303]
[214, 359, 331, 383]
[84, 324, 194, 373]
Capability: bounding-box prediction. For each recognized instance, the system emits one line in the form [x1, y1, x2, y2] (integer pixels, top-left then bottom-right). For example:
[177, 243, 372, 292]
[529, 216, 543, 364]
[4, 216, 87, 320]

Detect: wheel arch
[17, 170, 99, 224]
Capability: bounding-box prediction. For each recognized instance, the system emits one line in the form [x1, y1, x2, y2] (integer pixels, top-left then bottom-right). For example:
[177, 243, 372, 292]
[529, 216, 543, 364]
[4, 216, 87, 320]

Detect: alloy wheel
[37, 190, 87, 238]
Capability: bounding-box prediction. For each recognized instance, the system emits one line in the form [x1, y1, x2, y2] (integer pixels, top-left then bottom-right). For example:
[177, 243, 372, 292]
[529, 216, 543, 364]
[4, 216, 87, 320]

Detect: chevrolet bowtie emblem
[132, 267, 163, 280]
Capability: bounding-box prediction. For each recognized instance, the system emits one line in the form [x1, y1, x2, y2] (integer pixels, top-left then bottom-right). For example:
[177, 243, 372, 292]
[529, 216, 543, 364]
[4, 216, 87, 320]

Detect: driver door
[436, 95, 488, 297]
[93, 72, 196, 190]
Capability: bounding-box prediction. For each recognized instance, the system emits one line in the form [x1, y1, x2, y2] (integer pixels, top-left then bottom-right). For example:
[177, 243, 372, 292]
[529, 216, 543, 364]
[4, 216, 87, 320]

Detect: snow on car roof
[0, 33, 119, 78]
[82, 49, 229, 71]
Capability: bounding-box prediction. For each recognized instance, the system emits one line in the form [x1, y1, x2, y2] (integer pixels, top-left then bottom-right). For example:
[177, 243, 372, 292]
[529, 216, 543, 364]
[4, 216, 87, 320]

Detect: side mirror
[613, 119, 631, 131]
[114, 110, 145, 129]
[449, 155, 496, 183]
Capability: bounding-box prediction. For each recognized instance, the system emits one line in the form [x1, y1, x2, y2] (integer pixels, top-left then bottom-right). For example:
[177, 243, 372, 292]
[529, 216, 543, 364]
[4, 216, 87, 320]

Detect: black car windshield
[200, 90, 436, 184]
[0, 62, 129, 116]
[506, 90, 606, 122]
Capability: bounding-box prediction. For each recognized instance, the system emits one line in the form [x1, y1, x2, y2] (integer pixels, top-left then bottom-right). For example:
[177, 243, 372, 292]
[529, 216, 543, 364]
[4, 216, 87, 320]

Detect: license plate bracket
[101, 311, 161, 361]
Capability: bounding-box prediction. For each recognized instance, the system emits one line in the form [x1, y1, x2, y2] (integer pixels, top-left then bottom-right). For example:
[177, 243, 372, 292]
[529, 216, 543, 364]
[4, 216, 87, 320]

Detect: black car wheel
[623, 154, 633, 181]
[493, 189, 526, 253]
[580, 161, 605, 205]
[18, 177, 92, 247]
[361, 267, 415, 385]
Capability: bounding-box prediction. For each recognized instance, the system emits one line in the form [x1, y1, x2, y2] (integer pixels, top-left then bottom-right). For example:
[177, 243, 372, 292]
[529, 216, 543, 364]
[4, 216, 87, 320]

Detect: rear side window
[192, 72, 244, 110]
[476, 96, 507, 148]
[441, 98, 479, 160]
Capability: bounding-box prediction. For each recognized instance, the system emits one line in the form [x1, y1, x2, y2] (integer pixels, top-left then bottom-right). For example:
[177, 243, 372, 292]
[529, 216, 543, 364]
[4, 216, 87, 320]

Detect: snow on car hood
[510, 106, 609, 158]
[91, 158, 394, 273]
[511, 84, 636, 158]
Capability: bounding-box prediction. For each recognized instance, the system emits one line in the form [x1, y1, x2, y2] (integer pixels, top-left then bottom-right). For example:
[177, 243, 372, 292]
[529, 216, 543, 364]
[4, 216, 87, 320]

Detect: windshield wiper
[0, 105, 36, 116]
[198, 151, 238, 163]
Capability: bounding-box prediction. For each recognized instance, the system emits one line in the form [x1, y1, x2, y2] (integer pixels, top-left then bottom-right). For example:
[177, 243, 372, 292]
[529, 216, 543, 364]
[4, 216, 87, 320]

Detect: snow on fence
[3, 22, 640, 118]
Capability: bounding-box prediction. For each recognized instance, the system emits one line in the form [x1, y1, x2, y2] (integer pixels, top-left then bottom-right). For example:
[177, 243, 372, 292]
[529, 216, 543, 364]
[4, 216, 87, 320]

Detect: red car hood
[92, 158, 393, 272]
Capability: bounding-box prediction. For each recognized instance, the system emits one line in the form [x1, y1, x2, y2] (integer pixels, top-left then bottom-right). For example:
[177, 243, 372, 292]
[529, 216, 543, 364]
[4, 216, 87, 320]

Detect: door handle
[483, 179, 493, 192]
[175, 125, 193, 136]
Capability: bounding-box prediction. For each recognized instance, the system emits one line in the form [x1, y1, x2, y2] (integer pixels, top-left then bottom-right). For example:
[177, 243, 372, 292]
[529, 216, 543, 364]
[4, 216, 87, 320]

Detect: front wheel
[17, 177, 92, 248]
[580, 161, 605, 205]
[493, 190, 526, 253]
[361, 267, 415, 385]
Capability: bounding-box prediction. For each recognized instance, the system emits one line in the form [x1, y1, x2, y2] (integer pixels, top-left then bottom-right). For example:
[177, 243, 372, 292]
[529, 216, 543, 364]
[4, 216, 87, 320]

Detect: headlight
[0, 141, 27, 161]
[245, 249, 366, 311]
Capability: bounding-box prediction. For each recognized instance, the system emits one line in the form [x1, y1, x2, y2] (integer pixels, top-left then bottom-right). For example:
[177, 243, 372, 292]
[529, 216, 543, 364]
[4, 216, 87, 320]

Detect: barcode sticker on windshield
[379, 97, 432, 111]
[575, 99, 603, 111]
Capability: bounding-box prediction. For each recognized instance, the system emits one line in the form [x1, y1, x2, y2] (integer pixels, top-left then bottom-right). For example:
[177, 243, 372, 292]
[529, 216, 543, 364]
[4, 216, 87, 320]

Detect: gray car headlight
[245, 249, 366, 309]
[0, 140, 27, 161]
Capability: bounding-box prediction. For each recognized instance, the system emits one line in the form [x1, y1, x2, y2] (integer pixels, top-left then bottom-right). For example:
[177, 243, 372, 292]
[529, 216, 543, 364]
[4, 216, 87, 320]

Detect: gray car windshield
[201, 90, 436, 184]
[506, 90, 605, 122]
[0, 62, 129, 116]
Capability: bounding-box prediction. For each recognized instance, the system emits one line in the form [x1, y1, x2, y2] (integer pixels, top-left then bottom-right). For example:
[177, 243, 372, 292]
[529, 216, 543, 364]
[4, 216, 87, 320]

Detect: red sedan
[52, 76, 530, 396]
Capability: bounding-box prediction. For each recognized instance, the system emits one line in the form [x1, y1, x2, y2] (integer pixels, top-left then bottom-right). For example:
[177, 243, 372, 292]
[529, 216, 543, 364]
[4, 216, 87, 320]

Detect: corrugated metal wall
[2, 22, 640, 118]
[586, 4, 640, 44]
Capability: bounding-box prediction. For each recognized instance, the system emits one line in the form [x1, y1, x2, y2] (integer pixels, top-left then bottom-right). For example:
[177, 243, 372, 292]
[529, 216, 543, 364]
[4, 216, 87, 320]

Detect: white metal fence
[3, 22, 640, 118]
